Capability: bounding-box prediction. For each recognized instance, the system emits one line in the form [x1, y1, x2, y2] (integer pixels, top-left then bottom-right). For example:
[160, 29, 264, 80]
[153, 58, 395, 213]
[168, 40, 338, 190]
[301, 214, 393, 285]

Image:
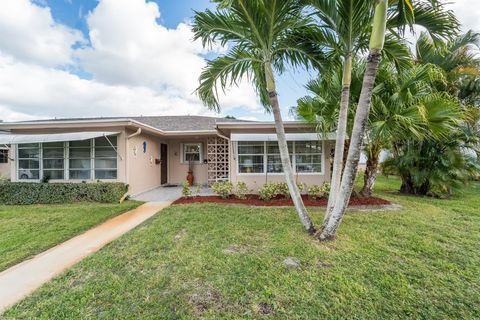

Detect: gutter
[216, 121, 313, 130]
[215, 130, 230, 142]
[127, 128, 142, 139]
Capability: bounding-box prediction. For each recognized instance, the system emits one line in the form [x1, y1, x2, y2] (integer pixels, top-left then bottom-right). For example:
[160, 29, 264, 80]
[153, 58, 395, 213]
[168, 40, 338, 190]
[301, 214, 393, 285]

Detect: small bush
[194, 184, 202, 196]
[0, 182, 128, 205]
[258, 183, 277, 201]
[307, 183, 330, 200]
[212, 181, 234, 199]
[182, 180, 192, 197]
[234, 182, 249, 200]
[297, 182, 307, 194]
[258, 182, 291, 201]
[276, 182, 291, 199]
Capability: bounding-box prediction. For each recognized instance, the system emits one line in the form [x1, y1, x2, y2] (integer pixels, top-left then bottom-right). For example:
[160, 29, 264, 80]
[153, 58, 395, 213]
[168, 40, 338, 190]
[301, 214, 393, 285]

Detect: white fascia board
[230, 132, 336, 141]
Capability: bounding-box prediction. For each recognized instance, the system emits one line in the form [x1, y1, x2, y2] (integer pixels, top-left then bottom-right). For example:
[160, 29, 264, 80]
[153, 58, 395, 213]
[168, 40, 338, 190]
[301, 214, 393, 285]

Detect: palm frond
[196, 49, 260, 111]
[388, 1, 459, 43]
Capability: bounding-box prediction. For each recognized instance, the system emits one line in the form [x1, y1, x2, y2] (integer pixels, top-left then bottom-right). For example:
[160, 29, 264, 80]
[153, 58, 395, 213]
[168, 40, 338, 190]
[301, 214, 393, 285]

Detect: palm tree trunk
[318, 0, 388, 241]
[265, 62, 316, 234]
[360, 144, 380, 197]
[324, 54, 352, 225]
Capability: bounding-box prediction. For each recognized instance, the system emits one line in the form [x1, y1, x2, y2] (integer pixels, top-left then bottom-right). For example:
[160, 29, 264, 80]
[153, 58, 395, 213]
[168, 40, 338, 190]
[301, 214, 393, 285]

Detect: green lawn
[4, 176, 480, 319]
[0, 201, 141, 272]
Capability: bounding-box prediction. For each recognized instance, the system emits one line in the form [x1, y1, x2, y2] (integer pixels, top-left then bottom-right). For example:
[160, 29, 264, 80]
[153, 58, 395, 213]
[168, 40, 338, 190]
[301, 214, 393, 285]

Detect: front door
[161, 143, 168, 185]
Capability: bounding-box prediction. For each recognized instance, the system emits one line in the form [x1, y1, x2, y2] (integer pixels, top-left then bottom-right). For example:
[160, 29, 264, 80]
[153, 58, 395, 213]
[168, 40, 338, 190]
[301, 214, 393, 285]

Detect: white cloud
[446, 0, 480, 32]
[76, 0, 253, 108]
[0, 0, 83, 67]
[78, 0, 205, 93]
[0, 0, 262, 122]
[0, 53, 219, 121]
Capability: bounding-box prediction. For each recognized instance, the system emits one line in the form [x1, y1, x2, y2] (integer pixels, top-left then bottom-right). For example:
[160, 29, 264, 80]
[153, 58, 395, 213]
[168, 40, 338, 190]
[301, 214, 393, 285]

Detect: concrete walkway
[0, 201, 170, 313]
[133, 185, 214, 202]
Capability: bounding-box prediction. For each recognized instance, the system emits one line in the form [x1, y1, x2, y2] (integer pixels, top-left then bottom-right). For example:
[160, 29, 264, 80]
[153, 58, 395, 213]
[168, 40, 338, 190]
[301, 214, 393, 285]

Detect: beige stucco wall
[125, 130, 162, 195]
[167, 138, 209, 185]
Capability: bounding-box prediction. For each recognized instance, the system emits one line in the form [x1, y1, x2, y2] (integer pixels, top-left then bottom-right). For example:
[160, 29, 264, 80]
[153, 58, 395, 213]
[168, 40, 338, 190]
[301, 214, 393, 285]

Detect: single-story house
[0, 116, 335, 196]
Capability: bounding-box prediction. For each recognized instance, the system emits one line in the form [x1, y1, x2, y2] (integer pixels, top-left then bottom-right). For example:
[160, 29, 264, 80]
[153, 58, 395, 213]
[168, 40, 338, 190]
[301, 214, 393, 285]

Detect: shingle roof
[131, 116, 253, 131]
[9, 115, 254, 132]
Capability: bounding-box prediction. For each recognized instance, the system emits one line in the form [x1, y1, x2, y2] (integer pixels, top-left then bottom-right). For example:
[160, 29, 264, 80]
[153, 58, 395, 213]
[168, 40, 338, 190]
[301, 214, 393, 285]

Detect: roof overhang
[231, 132, 336, 141]
[0, 131, 119, 144]
[0, 119, 217, 137]
[216, 121, 313, 130]
[0, 118, 318, 137]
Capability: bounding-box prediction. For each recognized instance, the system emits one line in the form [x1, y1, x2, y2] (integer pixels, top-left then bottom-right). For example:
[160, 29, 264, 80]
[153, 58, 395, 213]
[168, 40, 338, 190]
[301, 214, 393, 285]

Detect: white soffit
[0, 132, 119, 144]
[230, 132, 335, 141]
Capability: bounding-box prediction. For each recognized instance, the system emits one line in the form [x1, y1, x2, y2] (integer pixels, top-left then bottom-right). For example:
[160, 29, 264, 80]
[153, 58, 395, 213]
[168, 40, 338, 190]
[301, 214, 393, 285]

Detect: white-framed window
[18, 143, 40, 180]
[294, 141, 323, 173]
[266, 141, 293, 173]
[182, 143, 203, 163]
[94, 136, 118, 179]
[17, 135, 118, 181]
[0, 149, 9, 164]
[69, 139, 92, 180]
[237, 140, 323, 175]
[43, 142, 65, 180]
[238, 141, 264, 173]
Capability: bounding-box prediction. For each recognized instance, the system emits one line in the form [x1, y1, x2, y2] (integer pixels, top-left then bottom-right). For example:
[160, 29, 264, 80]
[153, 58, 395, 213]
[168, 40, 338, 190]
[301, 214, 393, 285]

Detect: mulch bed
[173, 194, 391, 207]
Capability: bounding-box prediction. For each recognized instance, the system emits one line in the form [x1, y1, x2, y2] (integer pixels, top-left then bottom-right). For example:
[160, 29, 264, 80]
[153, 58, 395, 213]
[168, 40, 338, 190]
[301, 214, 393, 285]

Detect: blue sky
[0, 0, 312, 122]
[0, 0, 477, 122]
[43, 0, 215, 35]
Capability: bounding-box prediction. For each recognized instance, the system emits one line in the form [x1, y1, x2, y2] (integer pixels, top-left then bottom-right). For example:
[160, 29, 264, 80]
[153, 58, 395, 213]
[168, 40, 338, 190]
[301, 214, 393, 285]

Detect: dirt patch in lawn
[173, 194, 391, 207]
[254, 302, 275, 316]
[188, 290, 222, 315]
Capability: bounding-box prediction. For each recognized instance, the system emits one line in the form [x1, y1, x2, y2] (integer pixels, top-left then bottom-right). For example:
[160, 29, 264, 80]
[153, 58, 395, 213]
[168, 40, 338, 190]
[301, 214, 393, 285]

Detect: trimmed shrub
[297, 182, 307, 194]
[258, 182, 291, 201]
[212, 181, 234, 199]
[234, 182, 249, 200]
[307, 183, 330, 200]
[0, 182, 128, 205]
[258, 183, 277, 200]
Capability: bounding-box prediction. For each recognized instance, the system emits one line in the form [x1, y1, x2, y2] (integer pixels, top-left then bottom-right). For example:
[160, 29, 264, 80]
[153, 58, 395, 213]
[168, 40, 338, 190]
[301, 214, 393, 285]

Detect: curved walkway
[0, 201, 171, 313]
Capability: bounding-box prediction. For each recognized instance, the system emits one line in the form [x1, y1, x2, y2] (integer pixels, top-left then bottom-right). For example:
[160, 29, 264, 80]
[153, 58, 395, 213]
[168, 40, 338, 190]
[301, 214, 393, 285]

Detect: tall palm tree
[361, 63, 455, 196]
[304, 0, 459, 228]
[318, 0, 459, 240]
[294, 60, 457, 197]
[304, 0, 372, 220]
[192, 0, 324, 234]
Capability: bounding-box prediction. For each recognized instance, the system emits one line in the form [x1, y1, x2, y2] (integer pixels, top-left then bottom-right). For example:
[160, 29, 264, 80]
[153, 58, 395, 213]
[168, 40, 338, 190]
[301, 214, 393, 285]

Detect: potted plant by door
[186, 160, 194, 186]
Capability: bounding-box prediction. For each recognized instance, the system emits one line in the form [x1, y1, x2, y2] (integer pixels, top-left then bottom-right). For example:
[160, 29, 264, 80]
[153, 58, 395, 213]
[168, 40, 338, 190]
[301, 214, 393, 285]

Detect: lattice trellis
[207, 136, 229, 185]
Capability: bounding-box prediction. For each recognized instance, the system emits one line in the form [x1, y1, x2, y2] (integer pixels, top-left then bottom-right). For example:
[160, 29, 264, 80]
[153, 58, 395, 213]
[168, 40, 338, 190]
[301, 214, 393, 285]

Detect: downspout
[215, 131, 229, 142]
[128, 128, 142, 139]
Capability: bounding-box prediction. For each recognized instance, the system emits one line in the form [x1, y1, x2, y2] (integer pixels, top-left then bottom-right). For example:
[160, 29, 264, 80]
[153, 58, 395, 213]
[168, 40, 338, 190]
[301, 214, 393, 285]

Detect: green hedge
[0, 182, 128, 205]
